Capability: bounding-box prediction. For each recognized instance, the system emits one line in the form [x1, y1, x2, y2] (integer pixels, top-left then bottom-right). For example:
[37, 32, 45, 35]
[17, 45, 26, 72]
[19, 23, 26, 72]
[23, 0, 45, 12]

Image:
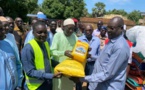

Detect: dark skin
[0, 21, 5, 40]
[100, 29, 107, 38]
[6, 17, 14, 33]
[50, 21, 57, 35]
[2, 21, 9, 34]
[15, 17, 23, 30]
[33, 23, 62, 78]
[107, 17, 124, 39]
[70, 17, 124, 83]
[97, 20, 103, 31]
[33, 24, 48, 43]
[85, 24, 93, 41]
[63, 24, 75, 58]
[65, 24, 92, 59]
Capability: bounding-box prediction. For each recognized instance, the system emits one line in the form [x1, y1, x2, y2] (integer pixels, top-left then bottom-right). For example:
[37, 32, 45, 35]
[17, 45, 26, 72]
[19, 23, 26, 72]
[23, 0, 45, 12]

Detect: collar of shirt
[81, 35, 95, 43]
[110, 34, 123, 43]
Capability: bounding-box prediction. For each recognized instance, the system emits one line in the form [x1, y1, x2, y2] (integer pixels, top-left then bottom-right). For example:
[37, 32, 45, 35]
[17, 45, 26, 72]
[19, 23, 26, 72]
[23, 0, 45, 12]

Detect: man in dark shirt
[21, 21, 61, 90]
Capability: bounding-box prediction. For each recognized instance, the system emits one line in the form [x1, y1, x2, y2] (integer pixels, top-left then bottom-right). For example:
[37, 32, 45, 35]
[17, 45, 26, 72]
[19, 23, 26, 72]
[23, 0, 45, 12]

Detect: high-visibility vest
[25, 39, 52, 90]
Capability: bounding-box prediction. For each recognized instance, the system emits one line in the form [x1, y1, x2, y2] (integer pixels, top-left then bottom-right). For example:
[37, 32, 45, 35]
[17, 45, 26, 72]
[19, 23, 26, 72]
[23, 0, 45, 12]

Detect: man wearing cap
[0, 17, 23, 90]
[51, 18, 78, 90]
[99, 26, 108, 50]
[24, 14, 53, 46]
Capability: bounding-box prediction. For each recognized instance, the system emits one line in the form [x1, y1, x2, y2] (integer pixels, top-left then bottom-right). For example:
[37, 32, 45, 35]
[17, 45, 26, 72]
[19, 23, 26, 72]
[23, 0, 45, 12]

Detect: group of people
[0, 6, 134, 90]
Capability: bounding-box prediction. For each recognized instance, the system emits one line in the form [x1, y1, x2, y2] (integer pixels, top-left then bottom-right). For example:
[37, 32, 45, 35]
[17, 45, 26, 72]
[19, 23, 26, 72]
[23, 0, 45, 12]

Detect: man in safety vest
[21, 21, 61, 90]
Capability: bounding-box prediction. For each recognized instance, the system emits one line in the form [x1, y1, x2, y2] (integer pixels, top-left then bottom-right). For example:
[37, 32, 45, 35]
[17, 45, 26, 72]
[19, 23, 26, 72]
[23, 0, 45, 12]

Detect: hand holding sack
[54, 40, 89, 77]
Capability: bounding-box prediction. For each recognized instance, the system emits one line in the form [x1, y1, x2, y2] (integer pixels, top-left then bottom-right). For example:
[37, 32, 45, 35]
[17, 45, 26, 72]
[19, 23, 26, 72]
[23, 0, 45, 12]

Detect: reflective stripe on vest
[25, 39, 52, 90]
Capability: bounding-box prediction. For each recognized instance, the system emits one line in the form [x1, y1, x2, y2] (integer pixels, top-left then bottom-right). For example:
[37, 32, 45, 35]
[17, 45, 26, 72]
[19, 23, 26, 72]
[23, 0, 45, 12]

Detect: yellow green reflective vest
[25, 39, 52, 90]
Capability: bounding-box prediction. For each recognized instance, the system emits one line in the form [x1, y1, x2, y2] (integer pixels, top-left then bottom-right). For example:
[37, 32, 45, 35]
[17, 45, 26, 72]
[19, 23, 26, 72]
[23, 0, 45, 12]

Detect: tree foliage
[106, 9, 128, 16]
[127, 10, 143, 24]
[81, 7, 90, 17]
[41, 0, 85, 19]
[92, 2, 106, 17]
[0, 0, 38, 21]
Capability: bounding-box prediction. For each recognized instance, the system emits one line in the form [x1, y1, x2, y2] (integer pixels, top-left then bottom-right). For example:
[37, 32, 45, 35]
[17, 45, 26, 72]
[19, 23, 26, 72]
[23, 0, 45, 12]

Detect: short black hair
[32, 21, 46, 31]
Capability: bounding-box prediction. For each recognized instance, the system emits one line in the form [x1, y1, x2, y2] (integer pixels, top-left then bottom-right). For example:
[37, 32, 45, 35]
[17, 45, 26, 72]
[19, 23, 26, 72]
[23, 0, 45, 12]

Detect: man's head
[6, 17, 14, 33]
[15, 17, 23, 29]
[31, 18, 38, 26]
[84, 24, 93, 40]
[107, 16, 124, 39]
[50, 20, 57, 34]
[57, 20, 62, 27]
[0, 7, 4, 16]
[33, 21, 47, 43]
[97, 20, 103, 31]
[37, 14, 47, 23]
[0, 16, 9, 34]
[78, 23, 85, 33]
[100, 26, 107, 37]
[63, 18, 75, 37]
[0, 20, 6, 40]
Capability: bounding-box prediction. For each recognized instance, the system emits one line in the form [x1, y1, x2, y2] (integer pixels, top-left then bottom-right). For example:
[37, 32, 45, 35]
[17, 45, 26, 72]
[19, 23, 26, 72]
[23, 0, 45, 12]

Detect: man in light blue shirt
[70, 17, 130, 90]
[0, 17, 23, 90]
[77, 24, 100, 90]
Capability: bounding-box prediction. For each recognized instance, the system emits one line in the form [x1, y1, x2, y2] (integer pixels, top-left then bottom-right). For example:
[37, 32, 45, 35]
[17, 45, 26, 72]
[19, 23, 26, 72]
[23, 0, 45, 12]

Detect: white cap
[37, 11, 44, 15]
[63, 18, 75, 26]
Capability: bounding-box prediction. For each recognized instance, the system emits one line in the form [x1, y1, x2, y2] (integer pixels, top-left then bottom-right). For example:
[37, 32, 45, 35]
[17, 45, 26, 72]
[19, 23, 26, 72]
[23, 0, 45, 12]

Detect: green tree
[106, 9, 128, 16]
[127, 10, 143, 24]
[0, 0, 38, 21]
[82, 7, 89, 17]
[92, 2, 106, 17]
[42, 0, 85, 19]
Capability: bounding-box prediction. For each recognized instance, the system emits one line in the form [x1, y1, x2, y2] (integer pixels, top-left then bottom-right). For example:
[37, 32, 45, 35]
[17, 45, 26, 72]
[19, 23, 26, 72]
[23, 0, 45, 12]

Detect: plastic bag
[126, 26, 145, 57]
[71, 40, 89, 63]
[54, 59, 85, 77]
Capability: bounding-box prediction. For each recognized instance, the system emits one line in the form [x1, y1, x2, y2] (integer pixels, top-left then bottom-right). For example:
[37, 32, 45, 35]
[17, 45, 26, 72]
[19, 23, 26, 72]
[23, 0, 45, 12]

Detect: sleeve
[51, 59, 59, 68]
[82, 48, 128, 83]
[21, 44, 54, 80]
[90, 40, 100, 61]
[50, 34, 65, 57]
[10, 34, 23, 87]
[88, 39, 100, 62]
[0, 51, 7, 89]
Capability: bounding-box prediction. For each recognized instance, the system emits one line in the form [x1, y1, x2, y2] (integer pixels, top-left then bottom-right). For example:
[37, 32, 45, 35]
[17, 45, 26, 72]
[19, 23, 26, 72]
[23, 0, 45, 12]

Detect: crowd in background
[0, 6, 144, 90]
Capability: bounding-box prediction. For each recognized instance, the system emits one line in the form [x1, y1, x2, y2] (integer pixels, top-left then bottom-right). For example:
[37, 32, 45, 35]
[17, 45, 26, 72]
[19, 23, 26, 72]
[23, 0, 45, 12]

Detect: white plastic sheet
[126, 26, 145, 57]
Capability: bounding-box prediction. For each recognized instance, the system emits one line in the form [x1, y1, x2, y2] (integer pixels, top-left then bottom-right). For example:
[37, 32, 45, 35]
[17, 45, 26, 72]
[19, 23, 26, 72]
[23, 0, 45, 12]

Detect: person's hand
[15, 87, 22, 90]
[64, 50, 73, 58]
[87, 48, 92, 58]
[88, 47, 92, 52]
[87, 54, 91, 58]
[69, 77, 80, 83]
[53, 72, 62, 78]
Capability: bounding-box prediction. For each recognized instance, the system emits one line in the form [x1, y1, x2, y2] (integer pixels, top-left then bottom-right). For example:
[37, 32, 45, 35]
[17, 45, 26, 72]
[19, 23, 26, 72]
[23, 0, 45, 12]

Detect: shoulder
[54, 32, 63, 37]
[78, 35, 85, 40]
[22, 43, 33, 53]
[93, 36, 100, 41]
[114, 36, 130, 52]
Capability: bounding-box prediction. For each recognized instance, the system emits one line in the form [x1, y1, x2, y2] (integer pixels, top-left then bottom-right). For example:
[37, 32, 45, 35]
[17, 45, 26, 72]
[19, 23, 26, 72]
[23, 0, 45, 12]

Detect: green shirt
[51, 32, 78, 62]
